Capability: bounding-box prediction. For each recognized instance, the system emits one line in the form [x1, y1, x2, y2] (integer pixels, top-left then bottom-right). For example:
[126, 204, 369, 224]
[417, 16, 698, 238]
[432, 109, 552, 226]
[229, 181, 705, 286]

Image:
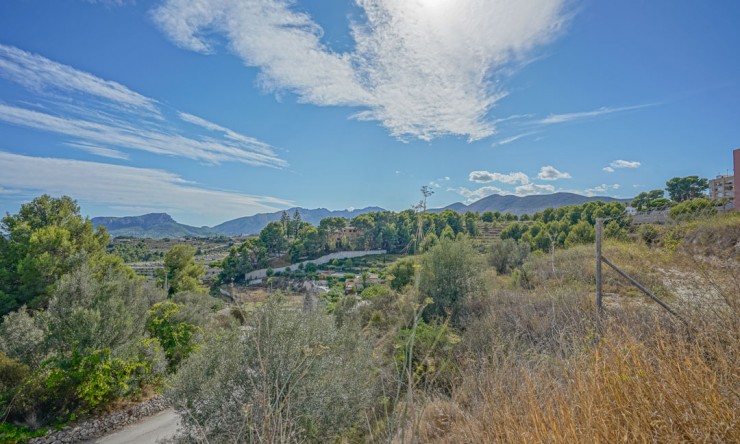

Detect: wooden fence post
[595, 218, 604, 331]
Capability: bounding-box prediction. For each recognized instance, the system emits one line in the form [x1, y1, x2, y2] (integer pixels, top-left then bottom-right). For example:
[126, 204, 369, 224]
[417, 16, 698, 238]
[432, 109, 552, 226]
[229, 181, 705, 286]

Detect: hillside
[92, 213, 220, 239]
[212, 206, 385, 235]
[434, 192, 629, 215]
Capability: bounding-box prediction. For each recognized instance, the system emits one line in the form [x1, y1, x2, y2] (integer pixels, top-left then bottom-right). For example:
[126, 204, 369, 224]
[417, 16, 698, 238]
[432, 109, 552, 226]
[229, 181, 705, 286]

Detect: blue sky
[0, 0, 738, 226]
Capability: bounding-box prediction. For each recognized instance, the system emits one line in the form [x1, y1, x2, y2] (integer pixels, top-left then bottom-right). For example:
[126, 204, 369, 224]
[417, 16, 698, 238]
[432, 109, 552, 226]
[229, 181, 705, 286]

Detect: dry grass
[440, 324, 739, 444]
[407, 216, 739, 443]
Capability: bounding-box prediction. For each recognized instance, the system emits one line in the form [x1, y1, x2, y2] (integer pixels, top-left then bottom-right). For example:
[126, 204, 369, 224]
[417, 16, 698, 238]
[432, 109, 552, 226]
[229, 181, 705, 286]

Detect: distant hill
[212, 206, 385, 235]
[92, 213, 220, 239]
[92, 193, 628, 238]
[432, 192, 629, 215]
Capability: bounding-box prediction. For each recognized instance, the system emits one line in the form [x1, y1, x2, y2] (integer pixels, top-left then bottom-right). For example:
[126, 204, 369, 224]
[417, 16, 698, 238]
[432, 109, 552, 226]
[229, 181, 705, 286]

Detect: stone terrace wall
[29, 396, 170, 444]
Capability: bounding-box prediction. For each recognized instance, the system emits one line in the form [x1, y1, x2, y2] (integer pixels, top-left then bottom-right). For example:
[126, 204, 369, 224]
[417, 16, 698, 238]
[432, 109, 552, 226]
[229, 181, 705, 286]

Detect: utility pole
[595, 218, 603, 331]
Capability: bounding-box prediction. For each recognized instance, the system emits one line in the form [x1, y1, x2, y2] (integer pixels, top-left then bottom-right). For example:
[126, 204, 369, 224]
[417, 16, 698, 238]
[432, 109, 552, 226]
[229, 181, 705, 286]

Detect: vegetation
[665, 175, 709, 202]
[0, 196, 215, 437]
[0, 195, 109, 316]
[157, 245, 206, 296]
[2, 186, 736, 442]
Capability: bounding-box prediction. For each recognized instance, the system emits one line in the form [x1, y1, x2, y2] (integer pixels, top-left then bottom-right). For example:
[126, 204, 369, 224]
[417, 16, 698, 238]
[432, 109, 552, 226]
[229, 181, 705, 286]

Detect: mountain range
[433, 192, 629, 215]
[91, 213, 219, 238]
[92, 193, 629, 238]
[211, 207, 385, 236]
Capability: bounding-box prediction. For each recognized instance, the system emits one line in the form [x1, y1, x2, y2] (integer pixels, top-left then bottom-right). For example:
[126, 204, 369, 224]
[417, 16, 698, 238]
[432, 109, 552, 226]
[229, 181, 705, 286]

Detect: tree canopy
[0, 195, 109, 316]
[666, 176, 709, 202]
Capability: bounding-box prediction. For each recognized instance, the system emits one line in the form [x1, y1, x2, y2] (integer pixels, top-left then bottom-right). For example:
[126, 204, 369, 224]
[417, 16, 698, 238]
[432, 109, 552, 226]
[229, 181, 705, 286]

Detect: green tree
[488, 238, 529, 274]
[0, 195, 108, 315]
[146, 301, 202, 370]
[669, 198, 717, 220]
[260, 221, 287, 256]
[419, 238, 485, 327]
[159, 245, 206, 296]
[386, 257, 417, 290]
[565, 220, 595, 247]
[666, 176, 709, 202]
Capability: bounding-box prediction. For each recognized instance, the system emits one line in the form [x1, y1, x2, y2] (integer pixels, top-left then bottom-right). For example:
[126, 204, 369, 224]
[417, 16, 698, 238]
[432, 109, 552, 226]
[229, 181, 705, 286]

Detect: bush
[386, 257, 417, 290]
[669, 198, 717, 221]
[488, 239, 530, 275]
[394, 321, 460, 393]
[640, 224, 660, 245]
[419, 238, 485, 327]
[146, 302, 202, 371]
[167, 297, 376, 443]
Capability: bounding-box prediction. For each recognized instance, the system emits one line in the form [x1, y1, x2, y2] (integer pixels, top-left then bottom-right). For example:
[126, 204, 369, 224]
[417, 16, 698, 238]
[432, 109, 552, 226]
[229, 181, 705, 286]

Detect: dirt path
[89, 408, 179, 444]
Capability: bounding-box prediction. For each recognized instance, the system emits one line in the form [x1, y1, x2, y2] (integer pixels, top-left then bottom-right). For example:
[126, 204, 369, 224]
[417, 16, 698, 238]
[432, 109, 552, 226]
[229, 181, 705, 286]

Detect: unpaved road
[90, 408, 179, 444]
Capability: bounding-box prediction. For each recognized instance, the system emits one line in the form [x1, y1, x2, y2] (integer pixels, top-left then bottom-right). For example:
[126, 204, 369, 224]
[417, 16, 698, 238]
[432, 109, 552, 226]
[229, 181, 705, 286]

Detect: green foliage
[0, 422, 50, 443]
[565, 220, 595, 247]
[639, 224, 660, 246]
[219, 237, 267, 284]
[394, 321, 460, 392]
[631, 189, 672, 211]
[386, 257, 417, 291]
[604, 220, 627, 240]
[488, 238, 530, 274]
[260, 221, 288, 256]
[168, 297, 375, 443]
[669, 198, 717, 221]
[159, 244, 206, 295]
[666, 176, 709, 202]
[107, 240, 163, 262]
[146, 301, 202, 370]
[419, 238, 485, 327]
[0, 262, 165, 426]
[0, 195, 108, 316]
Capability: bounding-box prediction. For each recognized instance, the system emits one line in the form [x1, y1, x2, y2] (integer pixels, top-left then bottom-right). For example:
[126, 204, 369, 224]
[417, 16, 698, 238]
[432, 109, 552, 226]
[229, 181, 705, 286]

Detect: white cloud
[0, 44, 158, 115]
[537, 165, 571, 180]
[584, 183, 621, 196]
[429, 176, 451, 188]
[515, 182, 554, 195]
[65, 142, 130, 160]
[0, 103, 285, 167]
[538, 104, 651, 125]
[452, 180, 556, 202]
[610, 159, 641, 169]
[0, 44, 285, 168]
[469, 170, 529, 184]
[0, 151, 292, 225]
[603, 166, 615, 173]
[492, 131, 536, 146]
[153, 0, 569, 141]
[451, 186, 504, 203]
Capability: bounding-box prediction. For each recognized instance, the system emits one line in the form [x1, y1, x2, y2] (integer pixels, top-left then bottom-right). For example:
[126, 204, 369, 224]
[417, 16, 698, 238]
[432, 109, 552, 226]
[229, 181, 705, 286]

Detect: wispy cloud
[492, 131, 536, 146]
[64, 142, 129, 160]
[429, 176, 450, 188]
[603, 159, 641, 172]
[0, 151, 291, 225]
[584, 183, 621, 196]
[538, 104, 651, 125]
[537, 165, 571, 180]
[450, 186, 504, 203]
[0, 44, 286, 167]
[153, 0, 570, 141]
[469, 170, 529, 184]
[515, 182, 555, 195]
[451, 180, 557, 202]
[0, 44, 158, 115]
[0, 104, 286, 167]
